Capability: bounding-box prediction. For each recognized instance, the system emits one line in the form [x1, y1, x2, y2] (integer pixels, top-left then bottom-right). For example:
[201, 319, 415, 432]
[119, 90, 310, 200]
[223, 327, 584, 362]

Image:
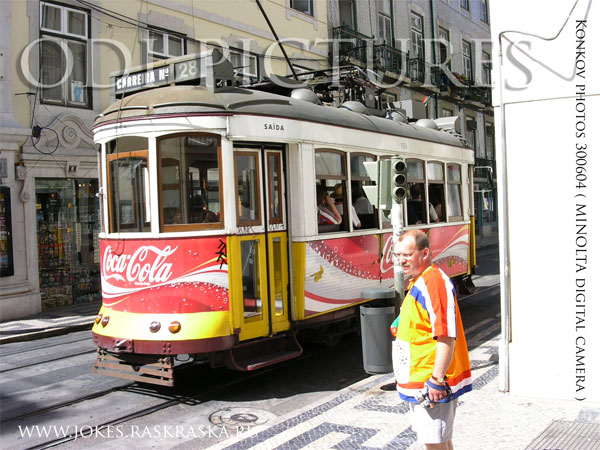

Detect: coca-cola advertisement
[100, 237, 229, 314]
[302, 225, 469, 316]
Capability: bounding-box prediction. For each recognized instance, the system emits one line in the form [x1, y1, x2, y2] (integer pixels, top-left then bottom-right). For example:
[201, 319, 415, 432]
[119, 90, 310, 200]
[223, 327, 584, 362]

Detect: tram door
[232, 147, 290, 341]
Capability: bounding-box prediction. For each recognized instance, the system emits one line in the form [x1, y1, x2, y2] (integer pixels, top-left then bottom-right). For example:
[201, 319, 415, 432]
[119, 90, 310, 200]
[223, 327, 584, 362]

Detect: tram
[91, 50, 475, 385]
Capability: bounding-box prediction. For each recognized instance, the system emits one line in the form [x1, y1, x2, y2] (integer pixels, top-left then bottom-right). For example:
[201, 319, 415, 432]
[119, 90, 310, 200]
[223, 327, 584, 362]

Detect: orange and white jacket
[392, 265, 472, 403]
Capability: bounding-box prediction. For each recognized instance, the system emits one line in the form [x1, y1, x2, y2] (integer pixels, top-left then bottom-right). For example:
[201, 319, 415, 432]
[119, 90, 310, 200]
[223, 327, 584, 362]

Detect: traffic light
[390, 157, 408, 203]
[362, 159, 392, 210]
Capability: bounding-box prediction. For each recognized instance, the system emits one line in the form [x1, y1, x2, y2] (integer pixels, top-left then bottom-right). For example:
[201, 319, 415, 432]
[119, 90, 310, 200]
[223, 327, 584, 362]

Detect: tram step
[226, 332, 303, 371]
[92, 350, 175, 386]
[456, 275, 479, 295]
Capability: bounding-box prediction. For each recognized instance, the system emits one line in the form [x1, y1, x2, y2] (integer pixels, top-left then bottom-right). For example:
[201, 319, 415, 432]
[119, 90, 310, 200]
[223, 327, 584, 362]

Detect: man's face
[395, 236, 430, 279]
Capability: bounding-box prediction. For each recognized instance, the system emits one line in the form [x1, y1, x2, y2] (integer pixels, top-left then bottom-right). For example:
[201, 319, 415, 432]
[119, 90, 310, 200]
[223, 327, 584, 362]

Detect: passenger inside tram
[316, 185, 341, 232]
[332, 183, 361, 229]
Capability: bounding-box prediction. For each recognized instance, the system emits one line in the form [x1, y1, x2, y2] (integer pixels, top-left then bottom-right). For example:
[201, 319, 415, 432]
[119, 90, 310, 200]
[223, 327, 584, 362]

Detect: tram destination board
[113, 57, 206, 96]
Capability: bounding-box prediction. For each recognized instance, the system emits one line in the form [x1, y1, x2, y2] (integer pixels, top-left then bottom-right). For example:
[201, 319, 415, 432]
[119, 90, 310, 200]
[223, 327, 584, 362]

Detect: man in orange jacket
[392, 230, 472, 450]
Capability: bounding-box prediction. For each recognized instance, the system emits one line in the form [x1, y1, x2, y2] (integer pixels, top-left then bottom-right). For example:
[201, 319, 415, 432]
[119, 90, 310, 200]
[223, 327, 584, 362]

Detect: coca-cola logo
[103, 245, 177, 286]
[381, 235, 395, 274]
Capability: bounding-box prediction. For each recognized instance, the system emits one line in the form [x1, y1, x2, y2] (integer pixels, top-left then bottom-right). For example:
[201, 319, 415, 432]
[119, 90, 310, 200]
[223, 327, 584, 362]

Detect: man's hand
[427, 379, 448, 406]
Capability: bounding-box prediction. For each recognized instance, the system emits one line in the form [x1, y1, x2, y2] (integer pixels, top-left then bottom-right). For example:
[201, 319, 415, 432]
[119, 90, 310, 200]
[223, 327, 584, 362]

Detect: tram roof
[95, 85, 466, 148]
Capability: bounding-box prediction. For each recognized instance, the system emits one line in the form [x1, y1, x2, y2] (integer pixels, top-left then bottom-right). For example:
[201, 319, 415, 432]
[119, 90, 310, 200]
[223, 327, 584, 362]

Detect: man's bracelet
[426, 379, 447, 391]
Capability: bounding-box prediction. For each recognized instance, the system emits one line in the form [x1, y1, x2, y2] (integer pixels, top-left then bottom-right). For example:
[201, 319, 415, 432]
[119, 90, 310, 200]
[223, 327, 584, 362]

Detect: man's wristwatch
[430, 375, 446, 384]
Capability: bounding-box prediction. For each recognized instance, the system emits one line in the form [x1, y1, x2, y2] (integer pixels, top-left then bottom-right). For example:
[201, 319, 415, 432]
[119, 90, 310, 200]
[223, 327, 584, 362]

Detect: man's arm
[428, 336, 455, 403]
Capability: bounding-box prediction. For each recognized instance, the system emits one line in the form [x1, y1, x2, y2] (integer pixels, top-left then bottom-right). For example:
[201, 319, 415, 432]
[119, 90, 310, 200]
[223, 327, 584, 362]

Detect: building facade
[0, 0, 329, 320]
[0, 0, 495, 320]
[327, 0, 496, 237]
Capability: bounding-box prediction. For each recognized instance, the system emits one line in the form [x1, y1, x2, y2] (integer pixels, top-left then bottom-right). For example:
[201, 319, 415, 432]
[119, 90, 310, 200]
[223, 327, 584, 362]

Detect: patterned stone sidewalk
[209, 334, 600, 450]
[0, 301, 100, 344]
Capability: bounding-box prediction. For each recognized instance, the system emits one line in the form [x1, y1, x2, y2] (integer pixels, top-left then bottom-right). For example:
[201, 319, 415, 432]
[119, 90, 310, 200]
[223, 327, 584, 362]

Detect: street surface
[0, 244, 500, 450]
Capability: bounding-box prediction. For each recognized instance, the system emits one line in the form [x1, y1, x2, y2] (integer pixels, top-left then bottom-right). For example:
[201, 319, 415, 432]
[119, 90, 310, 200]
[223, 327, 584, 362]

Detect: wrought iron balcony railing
[374, 44, 408, 77]
[332, 25, 371, 63]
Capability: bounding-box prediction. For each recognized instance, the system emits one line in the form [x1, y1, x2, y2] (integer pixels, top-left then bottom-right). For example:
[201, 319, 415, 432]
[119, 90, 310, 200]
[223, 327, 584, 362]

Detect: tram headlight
[101, 316, 110, 327]
[95, 314, 103, 324]
[168, 321, 182, 334]
[149, 321, 161, 333]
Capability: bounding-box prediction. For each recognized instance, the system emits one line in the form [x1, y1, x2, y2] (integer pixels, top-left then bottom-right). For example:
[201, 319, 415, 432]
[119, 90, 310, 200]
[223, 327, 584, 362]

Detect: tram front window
[106, 137, 150, 233]
[158, 134, 223, 230]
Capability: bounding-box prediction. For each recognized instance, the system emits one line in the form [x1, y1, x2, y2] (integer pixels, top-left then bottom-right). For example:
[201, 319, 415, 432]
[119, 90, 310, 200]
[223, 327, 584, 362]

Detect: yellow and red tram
[91, 51, 475, 385]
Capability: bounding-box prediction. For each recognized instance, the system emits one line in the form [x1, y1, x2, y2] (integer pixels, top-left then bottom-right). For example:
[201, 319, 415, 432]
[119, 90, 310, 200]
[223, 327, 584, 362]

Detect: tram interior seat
[358, 214, 375, 229]
[318, 224, 340, 233]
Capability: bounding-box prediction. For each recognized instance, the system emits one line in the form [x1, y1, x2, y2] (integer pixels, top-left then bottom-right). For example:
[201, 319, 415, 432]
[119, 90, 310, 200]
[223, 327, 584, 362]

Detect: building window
[438, 27, 451, 69]
[339, 0, 355, 29]
[460, 0, 470, 11]
[148, 30, 185, 61]
[485, 123, 495, 160]
[482, 51, 492, 86]
[291, 0, 314, 16]
[442, 107, 454, 117]
[480, 0, 489, 24]
[466, 115, 477, 153]
[462, 40, 473, 81]
[378, 0, 393, 45]
[410, 13, 424, 60]
[40, 2, 90, 107]
[230, 49, 259, 80]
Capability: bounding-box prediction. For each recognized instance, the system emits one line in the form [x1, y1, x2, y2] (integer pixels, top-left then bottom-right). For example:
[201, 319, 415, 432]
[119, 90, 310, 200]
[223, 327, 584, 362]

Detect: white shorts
[409, 399, 457, 444]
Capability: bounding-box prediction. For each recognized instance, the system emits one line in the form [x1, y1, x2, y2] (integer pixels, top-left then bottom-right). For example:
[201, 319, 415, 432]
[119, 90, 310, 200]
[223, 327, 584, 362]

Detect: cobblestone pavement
[208, 333, 600, 450]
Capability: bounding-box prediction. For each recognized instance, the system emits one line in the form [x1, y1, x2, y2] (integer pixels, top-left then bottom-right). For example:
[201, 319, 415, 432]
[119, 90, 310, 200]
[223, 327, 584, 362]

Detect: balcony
[463, 82, 493, 108]
[332, 26, 371, 64]
[374, 44, 408, 77]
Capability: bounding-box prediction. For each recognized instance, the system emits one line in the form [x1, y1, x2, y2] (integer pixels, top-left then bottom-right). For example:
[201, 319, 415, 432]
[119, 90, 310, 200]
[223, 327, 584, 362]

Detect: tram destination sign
[113, 57, 206, 96]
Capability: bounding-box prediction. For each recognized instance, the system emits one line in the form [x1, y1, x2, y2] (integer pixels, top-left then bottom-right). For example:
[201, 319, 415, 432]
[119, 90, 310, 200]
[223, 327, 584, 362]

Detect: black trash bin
[359, 294, 396, 374]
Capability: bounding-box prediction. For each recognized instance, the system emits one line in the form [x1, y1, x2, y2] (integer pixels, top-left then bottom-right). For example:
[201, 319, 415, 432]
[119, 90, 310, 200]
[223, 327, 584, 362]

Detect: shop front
[35, 178, 100, 310]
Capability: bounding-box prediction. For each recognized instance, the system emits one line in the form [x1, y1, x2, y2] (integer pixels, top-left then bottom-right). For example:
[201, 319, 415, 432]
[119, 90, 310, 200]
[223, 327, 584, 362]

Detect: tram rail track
[9, 344, 341, 450]
[0, 349, 98, 374]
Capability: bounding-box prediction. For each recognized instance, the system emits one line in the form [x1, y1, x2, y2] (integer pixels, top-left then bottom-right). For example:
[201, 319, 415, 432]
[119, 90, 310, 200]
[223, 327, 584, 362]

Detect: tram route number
[175, 58, 206, 83]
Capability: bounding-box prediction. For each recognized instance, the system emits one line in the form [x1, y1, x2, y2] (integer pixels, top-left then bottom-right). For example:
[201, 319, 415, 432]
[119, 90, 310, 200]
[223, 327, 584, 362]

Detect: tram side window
[106, 137, 151, 233]
[447, 164, 463, 220]
[158, 134, 222, 230]
[315, 150, 346, 233]
[235, 152, 261, 226]
[406, 160, 426, 225]
[427, 162, 446, 223]
[350, 154, 378, 229]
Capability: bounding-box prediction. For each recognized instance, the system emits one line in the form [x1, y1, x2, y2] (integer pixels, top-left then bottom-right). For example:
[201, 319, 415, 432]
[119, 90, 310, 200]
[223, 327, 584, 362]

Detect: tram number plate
[175, 58, 205, 84]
